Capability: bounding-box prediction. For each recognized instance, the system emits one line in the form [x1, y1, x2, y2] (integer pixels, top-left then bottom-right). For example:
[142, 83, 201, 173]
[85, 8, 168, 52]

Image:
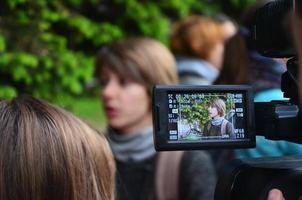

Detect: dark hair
[297, 0, 302, 17]
[215, 31, 249, 85]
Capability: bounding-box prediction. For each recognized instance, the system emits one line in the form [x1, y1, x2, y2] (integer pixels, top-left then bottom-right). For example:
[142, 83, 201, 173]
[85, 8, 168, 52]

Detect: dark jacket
[203, 120, 235, 139]
[115, 151, 217, 200]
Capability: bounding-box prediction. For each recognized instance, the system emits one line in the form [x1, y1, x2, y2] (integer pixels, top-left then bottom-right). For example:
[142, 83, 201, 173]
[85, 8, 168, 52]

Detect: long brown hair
[0, 95, 115, 200]
[215, 31, 249, 85]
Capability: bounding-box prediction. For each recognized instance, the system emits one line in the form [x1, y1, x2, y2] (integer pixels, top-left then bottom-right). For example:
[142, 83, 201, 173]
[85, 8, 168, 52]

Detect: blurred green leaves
[0, 0, 257, 103]
[0, 35, 6, 52]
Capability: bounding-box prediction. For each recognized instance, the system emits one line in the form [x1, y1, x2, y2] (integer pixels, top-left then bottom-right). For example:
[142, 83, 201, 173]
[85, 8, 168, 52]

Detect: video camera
[153, 85, 255, 150]
[153, 0, 301, 150]
[152, 0, 302, 199]
[250, 0, 302, 144]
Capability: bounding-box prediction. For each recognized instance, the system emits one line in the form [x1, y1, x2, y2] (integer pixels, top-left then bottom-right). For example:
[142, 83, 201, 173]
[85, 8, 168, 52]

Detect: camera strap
[221, 119, 228, 135]
[155, 151, 184, 200]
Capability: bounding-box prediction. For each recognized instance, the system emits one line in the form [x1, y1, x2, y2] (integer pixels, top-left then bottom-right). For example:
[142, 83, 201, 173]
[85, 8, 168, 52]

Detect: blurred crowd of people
[0, 0, 301, 200]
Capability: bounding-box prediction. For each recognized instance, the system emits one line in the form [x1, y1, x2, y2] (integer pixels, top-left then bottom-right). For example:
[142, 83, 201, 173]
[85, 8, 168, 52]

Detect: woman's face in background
[100, 69, 152, 134]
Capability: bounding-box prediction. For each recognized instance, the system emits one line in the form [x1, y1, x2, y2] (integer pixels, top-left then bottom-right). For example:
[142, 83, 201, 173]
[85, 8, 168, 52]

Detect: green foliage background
[0, 0, 256, 126]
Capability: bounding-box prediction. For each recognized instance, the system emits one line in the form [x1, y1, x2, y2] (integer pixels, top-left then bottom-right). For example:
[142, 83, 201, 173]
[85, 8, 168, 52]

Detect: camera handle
[255, 101, 302, 143]
[281, 57, 299, 104]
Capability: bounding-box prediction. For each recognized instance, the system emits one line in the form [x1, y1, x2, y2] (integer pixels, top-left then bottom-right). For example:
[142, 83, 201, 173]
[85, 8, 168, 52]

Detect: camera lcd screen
[153, 85, 255, 150]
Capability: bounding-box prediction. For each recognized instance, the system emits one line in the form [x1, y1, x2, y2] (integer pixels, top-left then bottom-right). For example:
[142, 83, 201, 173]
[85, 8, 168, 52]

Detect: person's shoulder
[182, 151, 213, 166]
[221, 119, 231, 128]
[205, 120, 211, 125]
[179, 75, 212, 85]
[204, 120, 211, 131]
[180, 151, 216, 185]
[254, 88, 288, 102]
[225, 120, 233, 126]
[179, 151, 216, 200]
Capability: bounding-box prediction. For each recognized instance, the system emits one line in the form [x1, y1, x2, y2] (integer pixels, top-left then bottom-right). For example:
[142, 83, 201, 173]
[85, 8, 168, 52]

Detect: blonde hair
[171, 15, 225, 60]
[0, 96, 115, 200]
[209, 98, 226, 117]
[95, 37, 178, 96]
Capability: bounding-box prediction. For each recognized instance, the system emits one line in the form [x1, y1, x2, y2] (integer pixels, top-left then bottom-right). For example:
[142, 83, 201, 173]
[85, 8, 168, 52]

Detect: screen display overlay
[167, 92, 248, 143]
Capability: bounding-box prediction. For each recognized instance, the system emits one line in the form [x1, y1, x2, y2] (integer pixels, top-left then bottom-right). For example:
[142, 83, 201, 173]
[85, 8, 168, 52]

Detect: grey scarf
[108, 127, 156, 163]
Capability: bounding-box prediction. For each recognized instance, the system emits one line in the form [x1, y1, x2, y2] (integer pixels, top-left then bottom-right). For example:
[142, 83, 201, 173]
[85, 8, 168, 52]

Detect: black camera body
[153, 1, 302, 148]
[215, 156, 302, 200]
[153, 85, 255, 150]
[247, 0, 302, 141]
[214, 1, 302, 199]
[152, 0, 302, 199]
[250, 0, 295, 58]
